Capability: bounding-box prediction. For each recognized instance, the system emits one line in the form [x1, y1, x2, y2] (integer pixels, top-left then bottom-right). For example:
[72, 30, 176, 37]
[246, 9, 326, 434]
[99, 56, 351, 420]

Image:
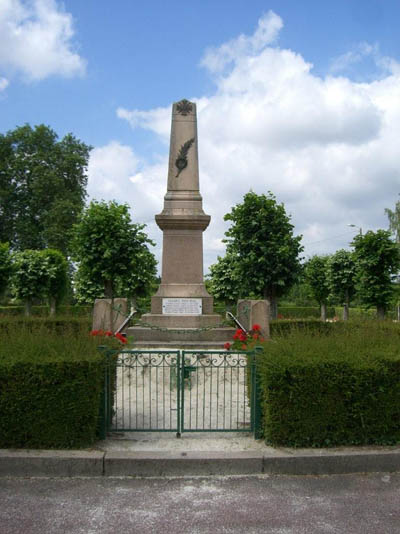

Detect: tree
[207, 253, 241, 306]
[220, 191, 303, 318]
[40, 249, 68, 315]
[352, 230, 400, 319]
[327, 250, 357, 320]
[304, 255, 331, 321]
[11, 250, 49, 315]
[385, 196, 400, 319]
[0, 124, 91, 254]
[385, 195, 400, 244]
[71, 200, 157, 305]
[0, 243, 11, 299]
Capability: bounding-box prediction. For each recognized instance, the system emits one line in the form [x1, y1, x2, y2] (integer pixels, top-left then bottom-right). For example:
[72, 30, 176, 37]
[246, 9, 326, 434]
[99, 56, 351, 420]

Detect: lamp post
[348, 224, 362, 235]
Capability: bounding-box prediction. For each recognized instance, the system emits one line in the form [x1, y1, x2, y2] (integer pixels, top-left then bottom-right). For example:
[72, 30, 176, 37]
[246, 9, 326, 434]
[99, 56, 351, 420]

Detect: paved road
[1, 473, 399, 534]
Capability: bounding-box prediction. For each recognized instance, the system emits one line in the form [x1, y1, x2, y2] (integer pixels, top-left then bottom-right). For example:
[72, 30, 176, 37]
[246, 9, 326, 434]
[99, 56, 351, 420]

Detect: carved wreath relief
[176, 99, 193, 116]
[175, 137, 195, 177]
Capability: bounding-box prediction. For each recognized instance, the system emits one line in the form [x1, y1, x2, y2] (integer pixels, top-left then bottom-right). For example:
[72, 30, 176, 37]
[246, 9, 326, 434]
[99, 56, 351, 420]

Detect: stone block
[104, 451, 263, 477]
[237, 300, 270, 337]
[0, 450, 104, 477]
[92, 298, 128, 332]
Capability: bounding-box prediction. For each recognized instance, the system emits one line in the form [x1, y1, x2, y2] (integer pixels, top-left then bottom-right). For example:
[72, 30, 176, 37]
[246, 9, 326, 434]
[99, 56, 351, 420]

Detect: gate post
[251, 347, 264, 440]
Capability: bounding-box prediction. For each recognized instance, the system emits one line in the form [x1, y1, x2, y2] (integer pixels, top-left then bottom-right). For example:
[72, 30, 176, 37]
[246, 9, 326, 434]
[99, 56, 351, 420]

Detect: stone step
[128, 341, 232, 350]
[126, 326, 236, 343]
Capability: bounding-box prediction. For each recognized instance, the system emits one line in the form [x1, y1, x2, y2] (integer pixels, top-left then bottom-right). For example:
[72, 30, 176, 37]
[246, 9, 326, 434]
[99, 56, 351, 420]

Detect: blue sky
[1, 0, 400, 271]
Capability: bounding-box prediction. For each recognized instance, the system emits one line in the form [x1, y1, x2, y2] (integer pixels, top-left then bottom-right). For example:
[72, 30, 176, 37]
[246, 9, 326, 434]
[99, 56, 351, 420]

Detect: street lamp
[348, 224, 362, 235]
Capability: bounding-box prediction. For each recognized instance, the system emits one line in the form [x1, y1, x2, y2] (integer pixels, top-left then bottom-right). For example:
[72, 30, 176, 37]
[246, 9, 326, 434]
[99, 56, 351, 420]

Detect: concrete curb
[0, 448, 399, 477]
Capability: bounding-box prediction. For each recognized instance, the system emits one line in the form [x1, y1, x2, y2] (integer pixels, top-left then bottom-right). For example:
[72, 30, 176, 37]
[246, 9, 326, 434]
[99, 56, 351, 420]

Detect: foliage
[0, 305, 92, 317]
[257, 321, 400, 447]
[0, 243, 11, 297]
[385, 195, 400, 244]
[211, 191, 303, 317]
[71, 200, 157, 302]
[304, 255, 331, 305]
[0, 124, 91, 254]
[327, 249, 357, 319]
[352, 230, 400, 318]
[207, 253, 241, 303]
[0, 322, 104, 448]
[40, 249, 69, 312]
[11, 249, 50, 308]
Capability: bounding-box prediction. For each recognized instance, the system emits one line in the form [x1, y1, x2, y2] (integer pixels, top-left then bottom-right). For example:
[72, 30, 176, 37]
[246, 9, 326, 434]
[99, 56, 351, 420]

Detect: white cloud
[0, 77, 9, 91]
[0, 0, 86, 81]
[200, 11, 283, 73]
[109, 12, 400, 269]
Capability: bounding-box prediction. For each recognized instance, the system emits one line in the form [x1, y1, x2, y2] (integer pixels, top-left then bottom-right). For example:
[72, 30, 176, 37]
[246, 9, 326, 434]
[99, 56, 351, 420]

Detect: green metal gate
[102, 349, 261, 437]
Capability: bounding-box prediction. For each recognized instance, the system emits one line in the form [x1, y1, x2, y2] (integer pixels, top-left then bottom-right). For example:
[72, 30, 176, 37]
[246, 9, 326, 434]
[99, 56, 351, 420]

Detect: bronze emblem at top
[176, 99, 193, 116]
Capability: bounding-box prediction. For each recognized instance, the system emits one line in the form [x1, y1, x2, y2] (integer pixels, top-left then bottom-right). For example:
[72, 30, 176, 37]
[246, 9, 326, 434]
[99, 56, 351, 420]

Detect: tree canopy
[210, 191, 303, 318]
[304, 255, 331, 320]
[327, 249, 357, 320]
[385, 195, 400, 244]
[352, 230, 400, 319]
[71, 200, 157, 303]
[0, 124, 91, 254]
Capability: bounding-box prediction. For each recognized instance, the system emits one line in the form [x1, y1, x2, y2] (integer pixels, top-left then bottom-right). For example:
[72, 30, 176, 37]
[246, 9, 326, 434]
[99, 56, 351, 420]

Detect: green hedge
[257, 321, 400, 447]
[0, 316, 91, 335]
[0, 324, 105, 448]
[0, 305, 92, 317]
[277, 306, 336, 319]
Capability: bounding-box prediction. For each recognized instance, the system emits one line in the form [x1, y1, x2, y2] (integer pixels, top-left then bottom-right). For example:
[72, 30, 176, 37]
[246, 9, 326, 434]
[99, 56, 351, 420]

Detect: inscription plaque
[162, 298, 202, 315]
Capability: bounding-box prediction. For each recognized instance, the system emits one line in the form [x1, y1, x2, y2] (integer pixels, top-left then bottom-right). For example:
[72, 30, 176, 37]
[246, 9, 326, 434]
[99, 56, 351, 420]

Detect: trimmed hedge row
[277, 306, 336, 319]
[257, 321, 400, 447]
[0, 305, 92, 317]
[0, 316, 92, 335]
[0, 323, 105, 448]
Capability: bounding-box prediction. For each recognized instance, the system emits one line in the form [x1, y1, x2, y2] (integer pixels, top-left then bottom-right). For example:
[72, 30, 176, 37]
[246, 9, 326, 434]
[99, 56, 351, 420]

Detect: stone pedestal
[92, 298, 128, 332]
[237, 300, 270, 338]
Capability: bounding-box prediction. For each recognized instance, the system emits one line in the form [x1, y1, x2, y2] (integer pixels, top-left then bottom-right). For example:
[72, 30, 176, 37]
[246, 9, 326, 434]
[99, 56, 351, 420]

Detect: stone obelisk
[141, 99, 220, 328]
[128, 99, 234, 346]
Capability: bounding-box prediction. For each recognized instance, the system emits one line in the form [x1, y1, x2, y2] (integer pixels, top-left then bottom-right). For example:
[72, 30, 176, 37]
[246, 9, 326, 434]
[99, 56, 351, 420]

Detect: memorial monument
[128, 99, 234, 347]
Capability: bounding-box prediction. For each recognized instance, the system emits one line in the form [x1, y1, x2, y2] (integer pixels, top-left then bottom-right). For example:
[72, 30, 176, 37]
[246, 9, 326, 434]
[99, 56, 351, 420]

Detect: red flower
[115, 332, 127, 344]
[90, 330, 99, 336]
[252, 333, 259, 340]
[241, 344, 247, 350]
[224, 342, 231, 350]
[239, 333, 247, 342]
[252, 324, 261, 331]
[105, 330, 113, 337]
[259, 337, 265, 342]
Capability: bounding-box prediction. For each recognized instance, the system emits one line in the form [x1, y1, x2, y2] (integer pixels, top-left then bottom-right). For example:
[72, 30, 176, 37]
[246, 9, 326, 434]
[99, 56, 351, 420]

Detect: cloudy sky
[1, 0, 400, 271]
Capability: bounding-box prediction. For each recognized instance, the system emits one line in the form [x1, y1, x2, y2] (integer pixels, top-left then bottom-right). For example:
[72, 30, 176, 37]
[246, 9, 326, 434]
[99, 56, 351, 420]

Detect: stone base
[126, 326, 236, 349]
[140, 313, 223, 328]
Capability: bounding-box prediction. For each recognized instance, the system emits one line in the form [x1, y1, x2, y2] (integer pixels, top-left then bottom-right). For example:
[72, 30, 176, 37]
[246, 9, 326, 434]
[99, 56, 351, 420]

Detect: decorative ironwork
[175, 137, 195, 177]
[101, 349, 259, 436]
[176, 99, 193, 115]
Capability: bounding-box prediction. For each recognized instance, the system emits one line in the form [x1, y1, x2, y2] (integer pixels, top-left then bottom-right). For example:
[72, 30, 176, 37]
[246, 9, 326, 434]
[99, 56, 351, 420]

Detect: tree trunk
[104, 281, 114, 332]
[377, 305, 385, 320]
[343, 292, 349, 321]
[24, 299, 32, 317]
[320, 302, 327, 322]
[264, 287, 277, 320]
[49, 296, 57, 316]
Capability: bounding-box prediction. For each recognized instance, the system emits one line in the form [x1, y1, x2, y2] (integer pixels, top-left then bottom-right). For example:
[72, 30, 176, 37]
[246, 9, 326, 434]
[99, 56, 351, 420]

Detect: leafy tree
[385, 196, 400, 319]
[385, 195, 400, 244]
[352, 230, 400, 319]
[220, 191, 303, 318]
[40, 249, 68, 315]
[207, 253, 241, 306]
[304, 255, 331, 321]
[11, 250, 50, 315]
[327, 250, 357, 320]
[71, 200, 157, 307]
[0, 243, 11, 299]
[0, 124, 91, 254]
